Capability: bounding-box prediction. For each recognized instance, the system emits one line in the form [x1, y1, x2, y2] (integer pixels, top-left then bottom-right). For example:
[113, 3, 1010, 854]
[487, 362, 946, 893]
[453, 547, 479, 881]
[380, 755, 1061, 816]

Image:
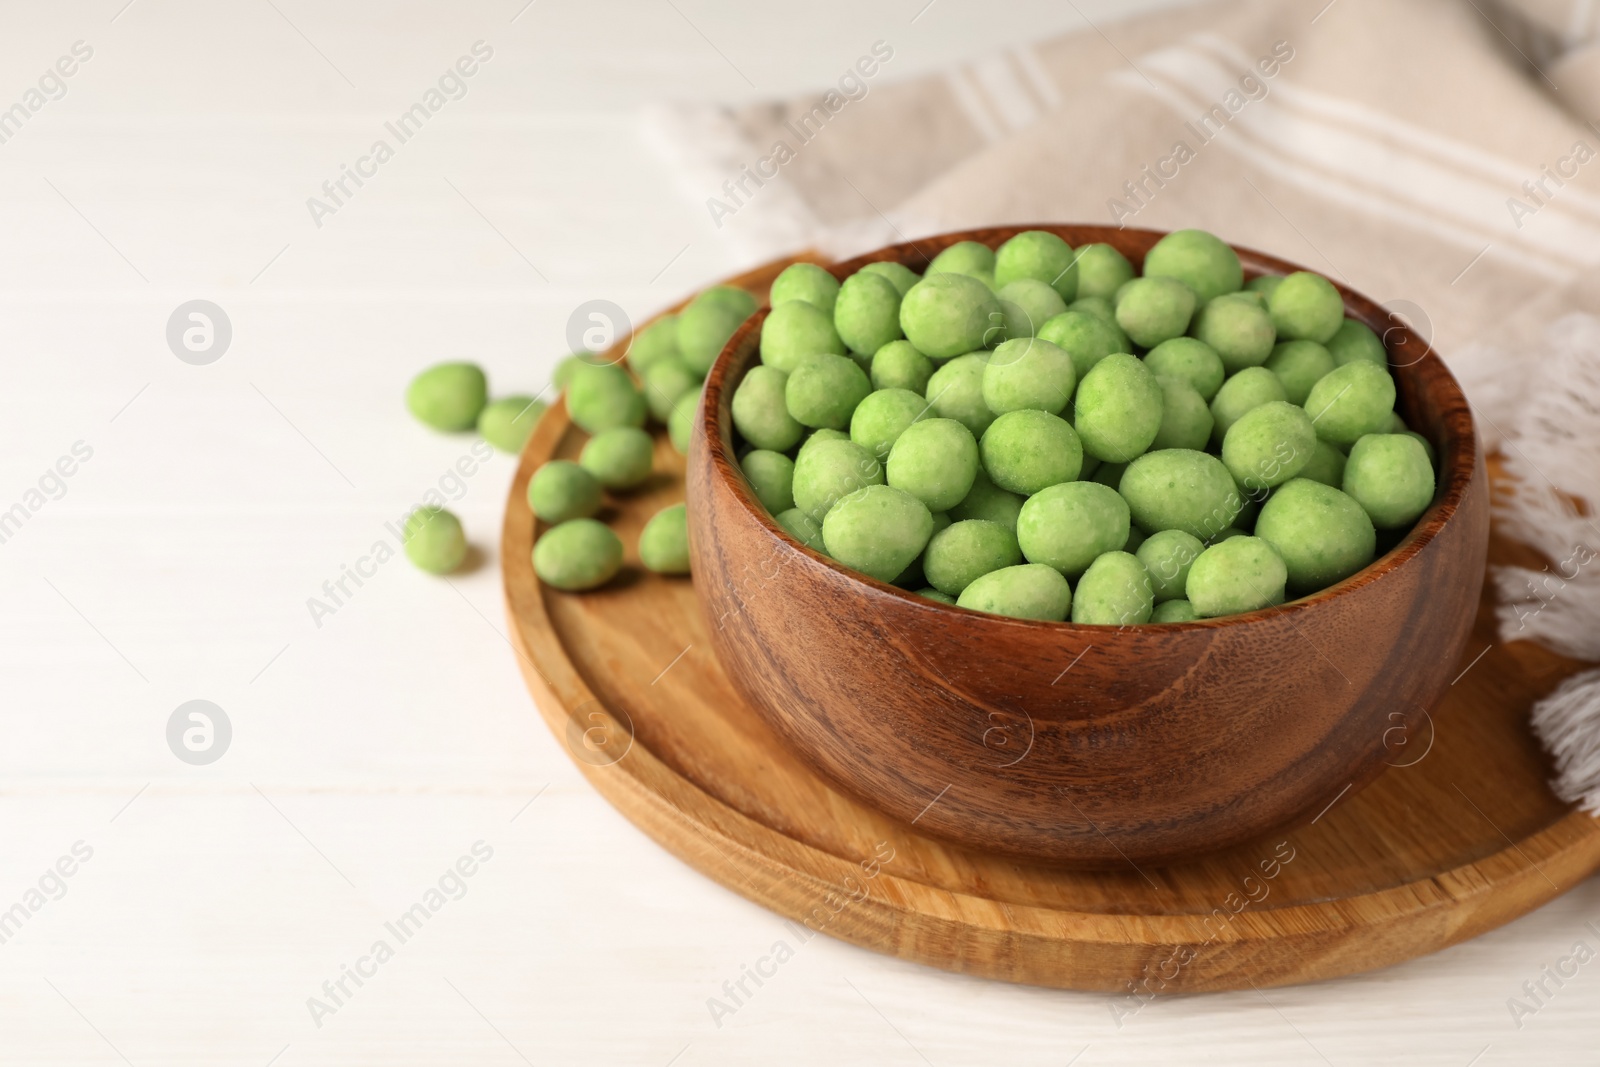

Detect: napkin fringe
[1531, 669, 1600, 815]
[1481, 313, 1600, 664]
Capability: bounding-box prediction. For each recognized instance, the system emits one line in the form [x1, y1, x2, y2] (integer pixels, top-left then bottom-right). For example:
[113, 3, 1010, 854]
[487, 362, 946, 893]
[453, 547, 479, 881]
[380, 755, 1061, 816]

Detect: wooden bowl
[686, 225, 1489, 867]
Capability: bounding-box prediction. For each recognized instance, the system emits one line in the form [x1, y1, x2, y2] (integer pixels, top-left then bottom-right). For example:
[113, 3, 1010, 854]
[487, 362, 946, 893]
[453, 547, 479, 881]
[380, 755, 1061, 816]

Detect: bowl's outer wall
[687, 225, 1490, 867]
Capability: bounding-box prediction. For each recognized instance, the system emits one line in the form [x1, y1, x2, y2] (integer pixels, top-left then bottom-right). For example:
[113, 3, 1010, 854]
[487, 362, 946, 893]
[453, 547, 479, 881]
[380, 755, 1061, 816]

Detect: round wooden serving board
[502, 257, 1600, 994]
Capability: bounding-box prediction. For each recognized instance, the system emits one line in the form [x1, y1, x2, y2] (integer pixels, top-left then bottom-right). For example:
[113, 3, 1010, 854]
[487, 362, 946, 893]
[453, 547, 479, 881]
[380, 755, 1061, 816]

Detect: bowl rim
[697, 223, 1478, 631]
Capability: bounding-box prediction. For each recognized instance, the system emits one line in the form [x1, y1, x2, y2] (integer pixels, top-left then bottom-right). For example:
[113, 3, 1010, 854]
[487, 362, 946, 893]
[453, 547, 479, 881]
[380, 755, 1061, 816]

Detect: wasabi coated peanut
[553, 351, 607, 391]
[627, 316, 680, 374]
[821, 484, 934, 583]
[1304, 360, 1396, 447]
[567, 361, 647, 434]
[924, 353, 996, 437]
[1342, 434, 1435, 528]
[1247, 274, 1283, 300]
[1210, 366, 1288, 443]
[834, 271, 904, 355]
[896, 517, 947, 595]
[1185, 536, 1287, 617]
[1017, 481, 1129, 578]
[1150, 599, 1198, 622]
[642, 358, 700, 422]
[982, 337, 1076, 415]
[697, 285, 758, 316]
[741, 449, 795, 514]
[980, 410, 1083, 495]
[534, 518, 623, 591]
[1038, 311, 1129, 379]
[669, 389, 699, 455]
[1254, 478, 1376, 592]
[796, 427, 848, 460]
[870, 340, 934, 393]
[1067, 294, 1118, 327]
[860, 260, 921, 297]
[850, 387, 930, 461]
[994, 230, 1078, 300]
[949, 468, 1024, 531]
[1143, 337, 1226, 400]
[1298, 438, 1347, 487]
[923, 518, 1022, 595]
[769, 262, 840, 314]
[760, 299, 846, 373]
[1191, 294, 1275, 373]
[1222, 401, 1316, 490]
[956, 562, 1073, 621]
[1091, 461, 1127, 490]
[776, 507, 826, 552]
[1399, 428, 1437, 467]
[900, 273, 1003, 359]
[1115, 277, 1197, 348]
[791, 437, 883, 521]
[996, 279, 1068, 339]
[1136, 528, 1205, 602]
[786, 352, 872, 430]
[1142, 229, 1243, 303]
[1326, 318, 1386, 366]
[886, 417, 979, 512]
[639, 503, 691, 574]
[679, 286, 756, 375]
[1385, 413, 1437, 465]
[403, 506, 468, 574]
[1151, 376, 1214, 452]
[527, 459, 602, 523]
[407, 362, 488, 431]
[1268, 271, 1343, 344]
[1120, 449, 1242, 540]
[1071, 551, 1154, 626]
[918, 587, 957, 605]
[478, 395, 545, 453]
[1073, 352, 1163, 463]
[1235, 476, 1264, 519]
[731, 365, 803, 451]
[891, 553, 927, 592]
[1073, 243, 1135, 300]
[580, 426, 653, 489]
[1264, 340, 1335, 406]
[927, 240, 995, 279]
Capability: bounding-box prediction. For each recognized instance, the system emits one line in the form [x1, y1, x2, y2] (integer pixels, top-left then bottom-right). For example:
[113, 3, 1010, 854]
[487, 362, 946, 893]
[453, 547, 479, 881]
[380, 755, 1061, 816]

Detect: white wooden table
[3, 1, 1596, 1062]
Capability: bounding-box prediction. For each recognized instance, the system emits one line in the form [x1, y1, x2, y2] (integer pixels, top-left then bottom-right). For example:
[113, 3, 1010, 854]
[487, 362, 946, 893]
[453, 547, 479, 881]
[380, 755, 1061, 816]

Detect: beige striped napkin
[645, 0, 1600, 806]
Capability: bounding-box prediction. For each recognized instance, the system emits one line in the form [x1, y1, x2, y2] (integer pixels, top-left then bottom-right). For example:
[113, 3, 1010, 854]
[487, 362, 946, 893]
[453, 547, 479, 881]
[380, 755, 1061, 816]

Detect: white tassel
[1477, 313, 1600, 812]
[1529, 669, 1600, 815]
[1493, 563, 1600, 662]
[1488, 314, 1600, 660]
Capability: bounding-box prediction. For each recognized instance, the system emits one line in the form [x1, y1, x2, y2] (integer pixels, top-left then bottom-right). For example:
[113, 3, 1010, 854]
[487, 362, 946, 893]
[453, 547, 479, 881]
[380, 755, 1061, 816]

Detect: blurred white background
[1, 0, 1596, 1063]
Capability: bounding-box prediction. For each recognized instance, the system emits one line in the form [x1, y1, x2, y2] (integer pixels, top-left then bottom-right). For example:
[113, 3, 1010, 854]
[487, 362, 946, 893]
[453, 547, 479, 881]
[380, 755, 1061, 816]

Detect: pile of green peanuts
[401, 361, 547, 573]
[525, 286, 758, 589]
[729, 230, 1437, 624]
[402, 284, 754, 585]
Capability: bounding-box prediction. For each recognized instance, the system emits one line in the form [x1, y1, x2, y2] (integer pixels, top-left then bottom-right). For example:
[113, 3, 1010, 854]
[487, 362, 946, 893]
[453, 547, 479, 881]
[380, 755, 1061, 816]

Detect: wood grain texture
[503, 250, 1600, 993]
[691, 225, 1490, 866]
